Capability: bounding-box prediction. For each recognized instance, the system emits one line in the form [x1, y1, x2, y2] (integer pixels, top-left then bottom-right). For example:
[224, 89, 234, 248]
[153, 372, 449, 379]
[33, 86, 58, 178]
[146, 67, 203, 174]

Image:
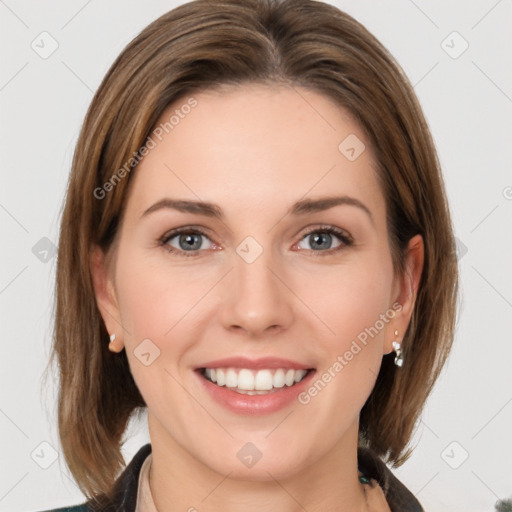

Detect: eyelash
[158, 225, 353, 258]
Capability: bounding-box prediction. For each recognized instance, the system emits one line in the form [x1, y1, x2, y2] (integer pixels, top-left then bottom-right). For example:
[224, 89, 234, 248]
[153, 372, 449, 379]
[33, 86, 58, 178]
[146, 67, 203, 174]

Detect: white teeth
[238, 369, 255, 390]
[203, 367, 308, 392]
[285, 369, 295, 386]
[216, 369, 225, 386]
[254, 369, 273, 390]
[273, 369, 285, 388]
[225, 368, 237, 388]
[294, 370, 304, 383]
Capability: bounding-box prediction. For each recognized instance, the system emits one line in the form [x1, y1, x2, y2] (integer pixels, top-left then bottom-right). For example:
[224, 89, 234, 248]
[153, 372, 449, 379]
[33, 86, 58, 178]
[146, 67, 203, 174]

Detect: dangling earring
[392, 329, 403, 367]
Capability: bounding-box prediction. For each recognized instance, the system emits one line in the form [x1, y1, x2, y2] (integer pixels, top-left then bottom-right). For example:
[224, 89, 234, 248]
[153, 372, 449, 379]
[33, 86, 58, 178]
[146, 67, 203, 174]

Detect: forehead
[125, 83, 383, 221]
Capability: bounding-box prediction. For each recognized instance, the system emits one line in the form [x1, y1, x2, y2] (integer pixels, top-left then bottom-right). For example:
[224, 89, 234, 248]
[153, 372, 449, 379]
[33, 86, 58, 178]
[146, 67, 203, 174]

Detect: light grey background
[1, 1, 511, 511]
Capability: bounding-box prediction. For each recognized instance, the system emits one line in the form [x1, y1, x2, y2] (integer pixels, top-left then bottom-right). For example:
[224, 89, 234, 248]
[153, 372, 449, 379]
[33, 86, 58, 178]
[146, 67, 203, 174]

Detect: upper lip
[195, 357, 314, 371]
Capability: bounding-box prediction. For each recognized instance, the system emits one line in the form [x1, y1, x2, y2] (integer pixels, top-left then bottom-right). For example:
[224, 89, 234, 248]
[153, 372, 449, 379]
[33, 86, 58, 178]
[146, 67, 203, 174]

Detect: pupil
[312, 233, 331, 250]
[180, 234, 201, 250]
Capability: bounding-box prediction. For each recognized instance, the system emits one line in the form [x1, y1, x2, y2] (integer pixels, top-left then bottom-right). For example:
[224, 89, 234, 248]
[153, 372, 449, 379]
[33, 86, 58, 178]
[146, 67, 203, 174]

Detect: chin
[199, 442, 310, 482]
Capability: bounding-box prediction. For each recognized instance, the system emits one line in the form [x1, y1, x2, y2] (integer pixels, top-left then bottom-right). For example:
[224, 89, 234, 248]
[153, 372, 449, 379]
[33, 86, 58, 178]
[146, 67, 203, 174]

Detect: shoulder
[357, 446, 424, 512]
[35, 443, 153, 512]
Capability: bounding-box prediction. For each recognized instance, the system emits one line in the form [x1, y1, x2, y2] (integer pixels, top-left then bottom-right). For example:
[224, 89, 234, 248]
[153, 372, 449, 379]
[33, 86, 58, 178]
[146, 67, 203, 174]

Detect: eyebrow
[141, 195, 374, 225]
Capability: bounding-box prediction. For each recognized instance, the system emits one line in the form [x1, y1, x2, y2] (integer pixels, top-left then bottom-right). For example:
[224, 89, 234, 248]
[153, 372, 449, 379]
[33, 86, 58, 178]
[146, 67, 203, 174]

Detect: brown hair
[44, 0, 458, 504]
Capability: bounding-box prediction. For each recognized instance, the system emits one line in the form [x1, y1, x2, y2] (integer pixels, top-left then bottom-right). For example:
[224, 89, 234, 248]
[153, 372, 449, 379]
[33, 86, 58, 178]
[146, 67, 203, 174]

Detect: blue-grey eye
[298, 230, 344, 251]
[165, 231, 213, 252]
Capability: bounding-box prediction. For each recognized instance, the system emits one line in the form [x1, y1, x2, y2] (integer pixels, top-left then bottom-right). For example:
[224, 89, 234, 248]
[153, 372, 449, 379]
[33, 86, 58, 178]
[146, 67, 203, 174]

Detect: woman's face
[92, 83, 421, 480]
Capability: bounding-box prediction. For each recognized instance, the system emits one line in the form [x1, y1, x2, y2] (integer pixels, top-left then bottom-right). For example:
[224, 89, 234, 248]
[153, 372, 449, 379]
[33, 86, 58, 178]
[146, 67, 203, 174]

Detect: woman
[42, 0, 458, 510]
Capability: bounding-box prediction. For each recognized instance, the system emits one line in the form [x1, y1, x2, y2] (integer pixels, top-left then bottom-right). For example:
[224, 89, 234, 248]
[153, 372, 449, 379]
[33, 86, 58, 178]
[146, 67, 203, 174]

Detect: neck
[147, 414, 369, 512]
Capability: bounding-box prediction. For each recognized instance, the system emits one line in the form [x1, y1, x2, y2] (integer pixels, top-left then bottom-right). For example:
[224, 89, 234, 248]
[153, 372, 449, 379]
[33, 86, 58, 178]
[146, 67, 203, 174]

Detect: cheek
[115, 248, 211, 342]
[295, 258, 394, 434]
[113, 249, 219, 398]
[113, 253, 203, 411]
[302, 254, 394, 350]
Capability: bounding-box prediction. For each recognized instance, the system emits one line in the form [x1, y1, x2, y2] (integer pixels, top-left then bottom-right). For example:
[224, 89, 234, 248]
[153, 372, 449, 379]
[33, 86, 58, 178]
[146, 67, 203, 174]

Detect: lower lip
[196, 369, 316, 415]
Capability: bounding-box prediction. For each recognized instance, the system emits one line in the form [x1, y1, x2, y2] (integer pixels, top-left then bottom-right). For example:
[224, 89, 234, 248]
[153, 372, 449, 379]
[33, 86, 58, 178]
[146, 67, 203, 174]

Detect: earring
[392, 329, 403, 367]
[109, 333, 120, 353]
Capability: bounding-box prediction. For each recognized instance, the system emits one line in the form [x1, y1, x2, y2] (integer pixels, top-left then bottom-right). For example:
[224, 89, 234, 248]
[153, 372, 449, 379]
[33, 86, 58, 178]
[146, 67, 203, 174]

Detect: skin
[91, 83, 423, 512]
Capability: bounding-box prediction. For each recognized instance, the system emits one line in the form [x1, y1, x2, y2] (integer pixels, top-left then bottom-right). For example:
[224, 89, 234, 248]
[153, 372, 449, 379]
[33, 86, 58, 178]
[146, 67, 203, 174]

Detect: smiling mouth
[199, 367, 314, 395]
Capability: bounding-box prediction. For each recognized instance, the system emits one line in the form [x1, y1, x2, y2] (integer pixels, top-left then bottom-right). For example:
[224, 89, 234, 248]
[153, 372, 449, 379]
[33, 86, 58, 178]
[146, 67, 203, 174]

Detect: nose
[219, 247, 294, 337]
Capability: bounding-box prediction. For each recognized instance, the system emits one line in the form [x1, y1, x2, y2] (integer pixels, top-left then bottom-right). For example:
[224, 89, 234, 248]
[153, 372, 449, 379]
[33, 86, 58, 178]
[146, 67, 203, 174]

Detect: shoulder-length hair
[45, 0, 458, 503]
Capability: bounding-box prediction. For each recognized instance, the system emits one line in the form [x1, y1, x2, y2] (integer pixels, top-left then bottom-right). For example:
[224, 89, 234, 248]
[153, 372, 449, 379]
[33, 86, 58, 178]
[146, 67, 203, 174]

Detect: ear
[90, 245, 125, 353]
[384, 234, 424, 354]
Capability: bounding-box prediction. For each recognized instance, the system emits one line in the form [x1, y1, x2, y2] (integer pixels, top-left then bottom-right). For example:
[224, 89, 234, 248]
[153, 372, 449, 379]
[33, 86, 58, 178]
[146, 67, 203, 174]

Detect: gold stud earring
[392, 329, 403, 367]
